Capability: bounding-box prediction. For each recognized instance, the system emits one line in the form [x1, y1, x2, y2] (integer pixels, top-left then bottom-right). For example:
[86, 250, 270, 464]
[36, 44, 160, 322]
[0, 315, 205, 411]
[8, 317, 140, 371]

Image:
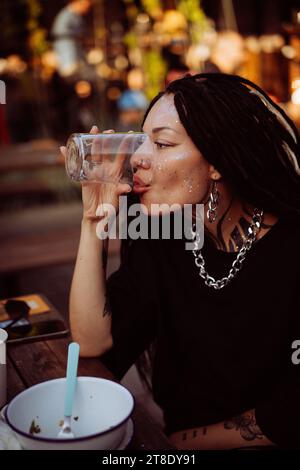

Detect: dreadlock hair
[142, 73, 300, 221]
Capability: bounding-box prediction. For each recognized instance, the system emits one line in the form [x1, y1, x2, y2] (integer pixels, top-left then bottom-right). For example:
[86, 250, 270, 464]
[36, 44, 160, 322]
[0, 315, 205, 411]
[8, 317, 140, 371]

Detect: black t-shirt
[102, 218, 300, 447]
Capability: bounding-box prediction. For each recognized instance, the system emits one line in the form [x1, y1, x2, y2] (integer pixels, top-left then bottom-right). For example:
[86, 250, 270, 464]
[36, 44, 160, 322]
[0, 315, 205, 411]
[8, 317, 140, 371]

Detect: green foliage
[178, 0, 208, 43]
[123, 0, 208, 97]
[26, 0, 41, 31]
[143, 49, 167, 100]
[29, 28, 49, 57]
[124, 31, 138, 49]
[26, 0, 49, 56]
[141, 0, 162, 17]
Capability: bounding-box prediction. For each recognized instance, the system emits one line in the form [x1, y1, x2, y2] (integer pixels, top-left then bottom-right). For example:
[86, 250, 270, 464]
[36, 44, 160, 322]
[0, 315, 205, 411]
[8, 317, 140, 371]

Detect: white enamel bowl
[4, 377, 134, 450]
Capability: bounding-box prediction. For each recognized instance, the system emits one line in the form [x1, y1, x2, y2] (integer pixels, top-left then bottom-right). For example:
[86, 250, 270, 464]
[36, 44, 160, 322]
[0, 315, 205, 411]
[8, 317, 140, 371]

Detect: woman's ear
[208, 165, 222, 181]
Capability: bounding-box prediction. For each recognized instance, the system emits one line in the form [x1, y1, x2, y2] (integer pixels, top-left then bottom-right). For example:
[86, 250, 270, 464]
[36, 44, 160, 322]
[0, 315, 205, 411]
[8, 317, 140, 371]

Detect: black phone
[7, 319, 69, 343]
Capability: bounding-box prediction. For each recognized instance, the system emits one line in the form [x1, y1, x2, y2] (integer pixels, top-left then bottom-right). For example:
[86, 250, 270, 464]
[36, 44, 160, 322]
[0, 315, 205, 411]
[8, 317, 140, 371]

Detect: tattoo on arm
[102, 239, 108, 271]
[224, 410, 265, 441]
[182, 427, 207, 442]
[102, 239, 111, 317]
[102, 294, 112, 317]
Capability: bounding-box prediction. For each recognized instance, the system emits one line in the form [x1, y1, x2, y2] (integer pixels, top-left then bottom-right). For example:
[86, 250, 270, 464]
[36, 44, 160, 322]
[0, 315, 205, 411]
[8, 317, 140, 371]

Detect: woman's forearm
[169, 409, 274, 450]
[69, 219, 112, 357]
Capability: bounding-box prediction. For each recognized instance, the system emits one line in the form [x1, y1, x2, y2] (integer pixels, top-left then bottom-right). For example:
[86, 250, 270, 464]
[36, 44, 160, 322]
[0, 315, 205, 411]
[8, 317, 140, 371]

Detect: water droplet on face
[182, 176, 195, 193]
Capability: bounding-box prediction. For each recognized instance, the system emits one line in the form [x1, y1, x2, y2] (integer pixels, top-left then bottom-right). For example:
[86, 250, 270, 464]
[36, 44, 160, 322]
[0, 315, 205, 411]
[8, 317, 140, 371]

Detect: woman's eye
[154, 142, 172, 149]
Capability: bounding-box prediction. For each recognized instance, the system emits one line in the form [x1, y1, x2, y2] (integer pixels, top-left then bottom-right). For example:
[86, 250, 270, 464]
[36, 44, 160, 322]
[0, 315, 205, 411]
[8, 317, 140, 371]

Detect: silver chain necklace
[191, 208, 264, 290]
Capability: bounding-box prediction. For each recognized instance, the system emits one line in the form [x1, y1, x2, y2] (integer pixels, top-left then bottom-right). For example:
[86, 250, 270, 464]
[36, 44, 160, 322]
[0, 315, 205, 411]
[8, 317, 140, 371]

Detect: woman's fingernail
[60, 146, 65, 152]
[91, 125, 98, 132]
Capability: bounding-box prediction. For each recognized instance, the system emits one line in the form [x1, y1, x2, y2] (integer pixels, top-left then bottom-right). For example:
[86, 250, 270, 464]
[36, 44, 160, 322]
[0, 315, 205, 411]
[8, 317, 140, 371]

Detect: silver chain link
[191, 208, 264, 290]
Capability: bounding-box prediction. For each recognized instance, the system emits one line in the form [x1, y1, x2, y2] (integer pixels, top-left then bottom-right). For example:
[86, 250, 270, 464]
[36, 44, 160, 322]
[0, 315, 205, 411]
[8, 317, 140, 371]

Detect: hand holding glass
[65, 132, 150, 187]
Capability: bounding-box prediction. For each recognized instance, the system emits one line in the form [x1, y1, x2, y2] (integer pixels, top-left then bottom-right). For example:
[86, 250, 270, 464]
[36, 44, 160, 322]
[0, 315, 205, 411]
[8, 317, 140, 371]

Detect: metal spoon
[58, 342, 80, 439]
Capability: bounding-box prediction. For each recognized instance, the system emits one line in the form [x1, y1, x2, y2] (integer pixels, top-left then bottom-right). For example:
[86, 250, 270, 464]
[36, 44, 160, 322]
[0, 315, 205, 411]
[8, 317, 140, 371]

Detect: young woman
[62, 73, 300, 449]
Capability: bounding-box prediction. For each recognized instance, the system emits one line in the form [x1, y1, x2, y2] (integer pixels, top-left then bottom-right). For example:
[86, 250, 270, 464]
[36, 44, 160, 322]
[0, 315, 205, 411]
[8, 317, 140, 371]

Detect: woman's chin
[138, 197, 184, 216]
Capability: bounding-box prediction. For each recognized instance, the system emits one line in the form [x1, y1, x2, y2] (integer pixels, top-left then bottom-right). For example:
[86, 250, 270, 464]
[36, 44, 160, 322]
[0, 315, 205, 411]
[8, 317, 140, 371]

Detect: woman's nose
[132, 157, 152, 173]
[130, 140, 153, 172]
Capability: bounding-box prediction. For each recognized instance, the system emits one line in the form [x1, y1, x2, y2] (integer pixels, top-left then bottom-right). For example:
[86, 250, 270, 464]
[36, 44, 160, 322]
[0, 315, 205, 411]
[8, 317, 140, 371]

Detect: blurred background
[1, 0, 300, 422]
[3, 0, 300, 146]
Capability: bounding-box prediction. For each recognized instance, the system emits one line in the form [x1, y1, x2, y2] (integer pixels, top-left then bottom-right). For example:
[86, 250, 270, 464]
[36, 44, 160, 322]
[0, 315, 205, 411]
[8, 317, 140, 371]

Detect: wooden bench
[0, 203, 82, 276]
[0, 202, 120, 275]
[0, 139, 64, 174]
[0, 180, 58, 203]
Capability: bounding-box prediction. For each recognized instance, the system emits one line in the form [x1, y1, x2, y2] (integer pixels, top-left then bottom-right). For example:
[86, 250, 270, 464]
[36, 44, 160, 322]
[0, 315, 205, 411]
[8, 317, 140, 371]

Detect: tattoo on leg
[224, 411, 264, 441]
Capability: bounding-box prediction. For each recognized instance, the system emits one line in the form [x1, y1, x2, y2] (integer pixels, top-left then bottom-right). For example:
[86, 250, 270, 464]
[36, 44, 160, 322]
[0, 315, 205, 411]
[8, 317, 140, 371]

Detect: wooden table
[7, 337, 175, 450]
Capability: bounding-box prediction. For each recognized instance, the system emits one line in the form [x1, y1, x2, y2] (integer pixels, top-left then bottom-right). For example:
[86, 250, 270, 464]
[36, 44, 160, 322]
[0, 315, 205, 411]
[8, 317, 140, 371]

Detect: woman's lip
[133, 175, 149, 186]
[132, 184, 150, 194]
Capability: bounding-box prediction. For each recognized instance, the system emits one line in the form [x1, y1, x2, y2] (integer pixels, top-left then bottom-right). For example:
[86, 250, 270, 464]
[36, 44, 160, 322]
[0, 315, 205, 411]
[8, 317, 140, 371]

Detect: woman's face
[131, 93, 213, 213]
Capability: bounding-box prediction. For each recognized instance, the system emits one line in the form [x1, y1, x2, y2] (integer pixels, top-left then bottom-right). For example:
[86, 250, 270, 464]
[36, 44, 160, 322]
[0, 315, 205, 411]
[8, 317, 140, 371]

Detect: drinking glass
[65, 132, 151, 186]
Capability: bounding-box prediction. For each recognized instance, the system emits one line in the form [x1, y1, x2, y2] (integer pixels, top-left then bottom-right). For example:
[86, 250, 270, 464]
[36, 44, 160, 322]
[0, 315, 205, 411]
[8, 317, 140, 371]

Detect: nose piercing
[139, 158, 151, 168]
[133, 158, 151, 173]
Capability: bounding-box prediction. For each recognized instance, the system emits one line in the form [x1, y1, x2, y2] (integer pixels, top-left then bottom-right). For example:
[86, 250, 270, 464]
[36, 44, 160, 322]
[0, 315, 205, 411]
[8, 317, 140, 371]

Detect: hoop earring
[207, 180, 219, 223]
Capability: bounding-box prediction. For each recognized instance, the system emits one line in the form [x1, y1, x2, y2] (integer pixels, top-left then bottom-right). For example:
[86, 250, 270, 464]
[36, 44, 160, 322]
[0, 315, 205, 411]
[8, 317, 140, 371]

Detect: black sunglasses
[2, 299, 30, 330]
